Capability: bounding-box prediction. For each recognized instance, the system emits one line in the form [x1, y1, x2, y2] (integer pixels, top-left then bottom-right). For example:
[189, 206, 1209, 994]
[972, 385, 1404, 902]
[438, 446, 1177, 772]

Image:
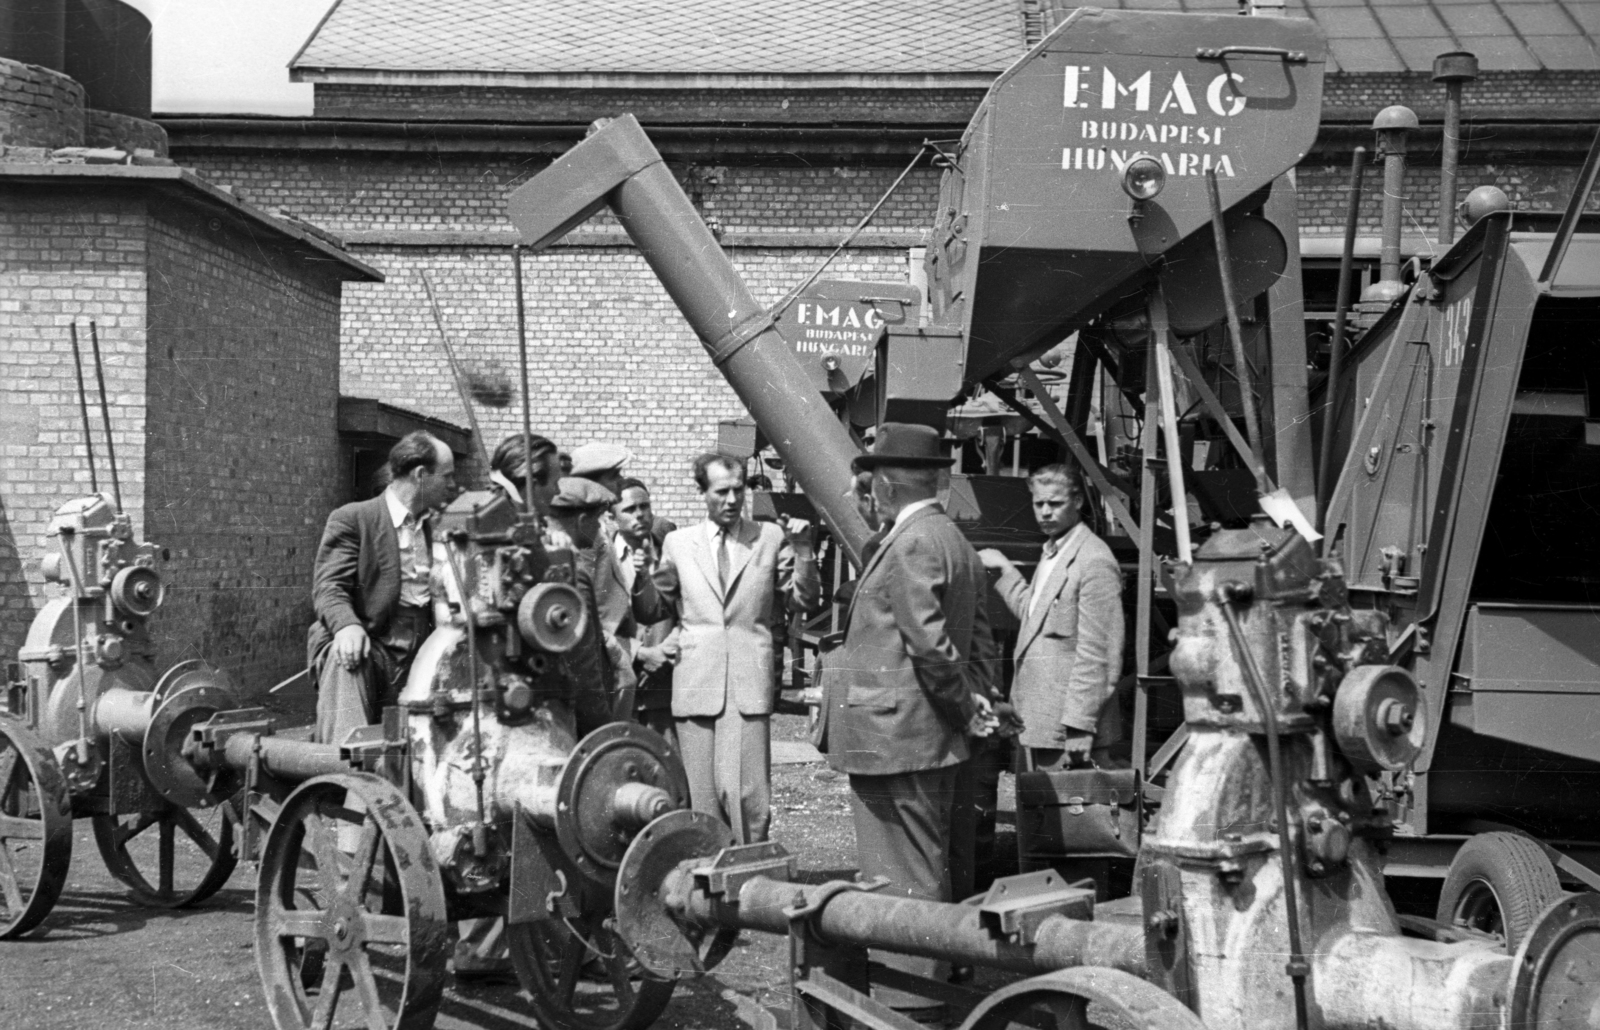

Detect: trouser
[949, 737, 1005, 902]
[849, 765, 959, 1012]
[677, 710, 770, 845]
[639, 704, 677, 749]
[453, 917, 509, 971]
[313, 608, 429, 746]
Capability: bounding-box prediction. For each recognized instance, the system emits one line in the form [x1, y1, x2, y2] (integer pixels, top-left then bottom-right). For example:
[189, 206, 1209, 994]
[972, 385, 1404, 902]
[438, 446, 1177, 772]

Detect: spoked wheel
[958, 968, 1207, 1030]
[91, 801, 238, 907]
[507, 910, 674, 1030]
[0, 716, 72, 939]
[255, 773, 449, 1030]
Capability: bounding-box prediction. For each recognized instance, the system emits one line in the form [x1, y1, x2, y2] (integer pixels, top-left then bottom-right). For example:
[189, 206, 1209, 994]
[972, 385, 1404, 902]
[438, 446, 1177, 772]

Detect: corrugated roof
[291, 0, 1600, 80]
[291, 0, 1026, 77]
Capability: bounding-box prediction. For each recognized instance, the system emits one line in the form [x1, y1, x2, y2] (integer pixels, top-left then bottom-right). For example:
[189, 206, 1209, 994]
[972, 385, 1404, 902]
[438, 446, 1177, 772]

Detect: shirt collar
[384, 487, 415, 529]
[705, 516, 743, 543]
[1043, 522, 1086, 560]
[882, 497, 939, 546]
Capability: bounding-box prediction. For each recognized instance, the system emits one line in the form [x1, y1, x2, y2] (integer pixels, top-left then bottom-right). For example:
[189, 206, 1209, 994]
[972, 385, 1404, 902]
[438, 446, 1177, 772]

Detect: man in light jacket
[646, 453, 820, 843]
[981, 463, 1124, 768]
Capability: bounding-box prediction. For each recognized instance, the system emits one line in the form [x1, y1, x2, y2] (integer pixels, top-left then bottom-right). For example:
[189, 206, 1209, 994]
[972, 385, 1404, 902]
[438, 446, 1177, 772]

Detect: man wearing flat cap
[827, 423, 998, 1020]
[547, 477, 621, 736]
[570, 442, 653, 720]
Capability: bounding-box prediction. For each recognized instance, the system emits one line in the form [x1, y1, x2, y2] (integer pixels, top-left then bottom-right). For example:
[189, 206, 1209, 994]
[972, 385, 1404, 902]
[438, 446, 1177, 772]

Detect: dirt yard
[0, 715, 1023, 1030]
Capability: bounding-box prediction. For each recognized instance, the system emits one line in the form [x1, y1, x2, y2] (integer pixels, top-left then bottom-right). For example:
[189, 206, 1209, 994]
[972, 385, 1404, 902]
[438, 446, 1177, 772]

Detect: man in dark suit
[613, 477, 679, 739]
[825, 423, 997, 1019]
[309, 431, 458, 744]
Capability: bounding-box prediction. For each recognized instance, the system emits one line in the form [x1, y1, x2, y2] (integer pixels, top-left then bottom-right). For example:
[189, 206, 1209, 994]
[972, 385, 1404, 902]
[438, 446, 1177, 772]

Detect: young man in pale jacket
[980, 463, 1124, 768]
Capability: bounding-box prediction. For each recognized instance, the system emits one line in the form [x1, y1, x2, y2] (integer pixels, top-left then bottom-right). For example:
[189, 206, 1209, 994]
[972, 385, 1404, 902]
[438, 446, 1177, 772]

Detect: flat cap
[569, 442, 632, 477]
[548, 477, 617, 512]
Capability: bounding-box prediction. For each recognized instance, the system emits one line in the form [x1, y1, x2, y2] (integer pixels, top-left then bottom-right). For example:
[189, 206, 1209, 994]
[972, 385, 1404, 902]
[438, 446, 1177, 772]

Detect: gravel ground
[0, 714, 1031, 1030]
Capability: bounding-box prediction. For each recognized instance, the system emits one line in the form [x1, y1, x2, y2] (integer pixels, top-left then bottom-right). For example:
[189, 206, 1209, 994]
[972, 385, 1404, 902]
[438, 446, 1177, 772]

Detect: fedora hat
[852, 422, 954, 471]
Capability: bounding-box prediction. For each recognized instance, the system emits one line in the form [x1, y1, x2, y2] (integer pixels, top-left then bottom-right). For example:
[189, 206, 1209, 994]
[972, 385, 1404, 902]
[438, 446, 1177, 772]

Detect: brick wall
[315, 84, 990, 126]
[0, 57, 85, 148]
[143, 197, 345, 690]
[0, 187, 147, 663]
[341, 243, 912, 521]
[179, 151, 941, 237]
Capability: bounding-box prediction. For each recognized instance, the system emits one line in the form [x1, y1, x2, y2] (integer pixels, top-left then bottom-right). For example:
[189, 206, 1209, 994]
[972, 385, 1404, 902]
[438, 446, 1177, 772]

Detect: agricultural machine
[2, 4, 1598, 1030]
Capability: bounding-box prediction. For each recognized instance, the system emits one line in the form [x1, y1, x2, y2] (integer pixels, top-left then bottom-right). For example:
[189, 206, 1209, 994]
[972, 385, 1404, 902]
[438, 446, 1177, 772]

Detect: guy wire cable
[68, 322, 99, 494]
[88, 321, 123, 513]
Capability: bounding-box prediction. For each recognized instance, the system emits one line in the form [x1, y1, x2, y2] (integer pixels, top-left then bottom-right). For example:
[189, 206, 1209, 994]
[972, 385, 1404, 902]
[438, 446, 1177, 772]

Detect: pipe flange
[151, 659, 235, 706]
[555, 722, 689, 885]
[614, 809, 738, 980]
[1508, 892, 1600, 1030]
[142, 684, 239, 808]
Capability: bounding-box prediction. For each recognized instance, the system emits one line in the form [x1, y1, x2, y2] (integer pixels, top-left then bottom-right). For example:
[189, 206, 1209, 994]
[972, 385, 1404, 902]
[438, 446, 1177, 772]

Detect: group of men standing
[305, 421, 1126, 1011]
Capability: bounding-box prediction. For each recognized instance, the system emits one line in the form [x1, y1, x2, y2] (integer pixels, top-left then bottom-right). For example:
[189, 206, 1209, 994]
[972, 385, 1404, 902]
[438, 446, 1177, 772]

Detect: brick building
[158, 0, 1600, 521]
[0, 49, 385, 690]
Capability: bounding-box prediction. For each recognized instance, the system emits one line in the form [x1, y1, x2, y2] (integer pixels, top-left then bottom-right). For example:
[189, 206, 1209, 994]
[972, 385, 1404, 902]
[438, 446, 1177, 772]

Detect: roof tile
[1523, 35, 1600, 70]
[290, 0, 1600, 87]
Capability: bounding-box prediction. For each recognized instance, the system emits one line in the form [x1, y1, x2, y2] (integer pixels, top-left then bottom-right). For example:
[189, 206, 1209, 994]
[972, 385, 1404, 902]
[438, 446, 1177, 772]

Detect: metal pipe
[1318, 146, 1366, 532]
[220, 733, 348, 781]
[88, 321, 123, 513]
[1149, 293, 1192, 562]
[1218, 590, 1310, 1030]
[68, 323, 99, 494]
[1538, 123, 1600, 286]
[93, 687, 155, 744]
[507, 116, 872, 564]
[673, 873, 1147, 977]
[512, 245, 535, 516]
[1205, 169, 1266, 492]
[420, 270, 492, 471]
[1367, 106, 1418, 300]
[1433, 52, 1477, 247]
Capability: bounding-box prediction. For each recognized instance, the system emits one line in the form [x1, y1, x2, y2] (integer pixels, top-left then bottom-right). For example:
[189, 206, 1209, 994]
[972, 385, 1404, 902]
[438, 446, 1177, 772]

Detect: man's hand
[332, 624, 369, 671]
[977, 548, 1012, 572]
[782, 516, 813, 550]
[967, 693, 999, 738]
[1061, 729, 1095, 766]
[636, 644, 674, 673]
[630, 545, 652, 576]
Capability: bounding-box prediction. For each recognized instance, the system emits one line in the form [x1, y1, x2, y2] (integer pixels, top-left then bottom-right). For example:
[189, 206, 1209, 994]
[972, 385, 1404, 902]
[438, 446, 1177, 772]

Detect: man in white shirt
[981, 464, 1124, 768]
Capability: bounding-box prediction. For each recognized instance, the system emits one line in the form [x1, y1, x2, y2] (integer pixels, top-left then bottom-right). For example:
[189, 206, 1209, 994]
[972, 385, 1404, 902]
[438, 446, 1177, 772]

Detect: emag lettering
[1059, 64, 1247, 177]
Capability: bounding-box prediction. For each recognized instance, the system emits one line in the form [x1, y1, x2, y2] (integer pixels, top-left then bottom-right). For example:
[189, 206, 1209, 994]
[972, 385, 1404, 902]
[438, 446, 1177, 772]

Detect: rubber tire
[1436, 831, 1564, 951]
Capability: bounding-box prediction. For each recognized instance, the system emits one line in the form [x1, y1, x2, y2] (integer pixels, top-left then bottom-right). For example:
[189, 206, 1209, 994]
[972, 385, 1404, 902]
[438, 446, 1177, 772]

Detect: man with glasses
[308, 431, 459, 744]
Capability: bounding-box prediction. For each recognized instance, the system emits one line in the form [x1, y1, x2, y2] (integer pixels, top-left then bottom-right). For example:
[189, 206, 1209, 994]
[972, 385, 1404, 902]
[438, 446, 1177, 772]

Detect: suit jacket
[306, 494, 422, 668]
[649, 518, 820, 718]
[825, 503, 993, 777]
[617, 521, 678, 712]
[994, 524, 1124, 750]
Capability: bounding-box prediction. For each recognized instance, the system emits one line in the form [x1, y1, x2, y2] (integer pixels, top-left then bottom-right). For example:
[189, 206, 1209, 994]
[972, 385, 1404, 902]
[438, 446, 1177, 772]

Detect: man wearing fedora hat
[826, 422, 998, 1020]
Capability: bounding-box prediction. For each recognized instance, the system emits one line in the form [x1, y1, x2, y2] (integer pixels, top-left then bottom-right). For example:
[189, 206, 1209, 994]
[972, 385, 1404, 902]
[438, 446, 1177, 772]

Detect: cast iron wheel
[1436, 831, 1563, 952]
[958, 967, 1207, 1030]
[506, 911, 675, 1030]
[255, 773, 449, 1030]
[0, 716, 72, 939]
[91, 801, 238, 907]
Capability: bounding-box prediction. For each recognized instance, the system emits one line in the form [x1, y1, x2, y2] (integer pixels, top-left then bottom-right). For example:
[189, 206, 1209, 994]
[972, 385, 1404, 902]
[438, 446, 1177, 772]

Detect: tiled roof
[292, 0, 1600, 80]
[291, 0, 1026, 77]
[1050, 0, 1599, 73]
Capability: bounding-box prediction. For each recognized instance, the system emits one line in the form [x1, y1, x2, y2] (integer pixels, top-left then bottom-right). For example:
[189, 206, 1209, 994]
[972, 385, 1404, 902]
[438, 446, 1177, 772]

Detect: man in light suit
[980, 463, 1124, 768]
[823, 423, 997, 1019]
[648, 453, 820, 844]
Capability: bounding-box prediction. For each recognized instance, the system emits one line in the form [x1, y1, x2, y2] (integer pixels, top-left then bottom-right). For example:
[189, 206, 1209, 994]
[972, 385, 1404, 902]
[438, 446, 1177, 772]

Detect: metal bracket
[784, 877, 888, 923]
[976, 870, 1095, 946]
[693, 841, 797, 898]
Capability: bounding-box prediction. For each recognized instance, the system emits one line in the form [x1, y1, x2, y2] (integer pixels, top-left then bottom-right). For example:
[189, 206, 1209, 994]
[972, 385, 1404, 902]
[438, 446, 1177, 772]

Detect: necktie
[717, 530, 730, 591]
